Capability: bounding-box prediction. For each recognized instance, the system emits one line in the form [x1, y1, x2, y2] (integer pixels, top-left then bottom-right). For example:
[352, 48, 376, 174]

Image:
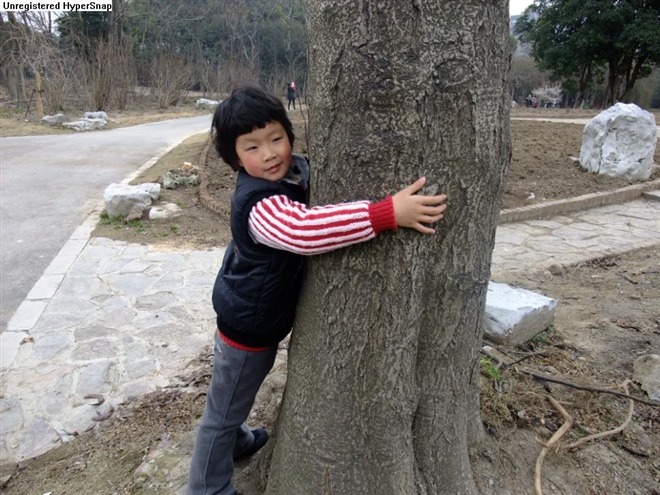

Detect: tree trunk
[605, 58, 620, 107]
[618, 55, 647, 103]
[266, 1, 509, 493]
[575, 63, 591, 109]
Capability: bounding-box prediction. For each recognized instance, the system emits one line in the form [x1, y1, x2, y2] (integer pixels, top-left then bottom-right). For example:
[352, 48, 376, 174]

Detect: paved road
[0, 115, 212, 331]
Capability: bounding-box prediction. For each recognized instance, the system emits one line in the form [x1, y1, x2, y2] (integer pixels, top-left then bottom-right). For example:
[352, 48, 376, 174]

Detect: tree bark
[266, 1, 510, 493]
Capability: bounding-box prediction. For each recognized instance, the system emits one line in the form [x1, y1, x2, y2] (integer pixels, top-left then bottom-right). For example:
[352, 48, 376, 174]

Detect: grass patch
[99, 211, 146, 233]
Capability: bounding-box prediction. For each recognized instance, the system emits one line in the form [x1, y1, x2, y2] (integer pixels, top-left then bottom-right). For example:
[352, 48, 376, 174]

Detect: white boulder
[633, 354, 660, 402]
[41, 113, 69, 126]
[138, 183, 162, 200]
[196, 98, 220, 109]
[84, 111, 108, 120]
[62, 118, 107, 132]
[149, 202, 183, 220]
[483, 282, 557, 345]
[580, 103, 657, 181]
[104, 183, 161, 219]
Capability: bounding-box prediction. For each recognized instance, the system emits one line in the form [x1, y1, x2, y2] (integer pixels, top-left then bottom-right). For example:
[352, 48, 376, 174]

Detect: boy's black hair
[212, 85, 295, 171]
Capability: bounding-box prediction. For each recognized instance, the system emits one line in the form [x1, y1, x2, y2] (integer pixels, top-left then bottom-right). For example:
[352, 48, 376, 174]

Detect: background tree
[119, 0, 307, 95]
[532, 85, 563, 107]
[510, 56, 548, 104]
[516, 0, 660, 107]
[259, 1, 510, 493]
[0, 11, 72, 113]
[2, 2, 309, 113]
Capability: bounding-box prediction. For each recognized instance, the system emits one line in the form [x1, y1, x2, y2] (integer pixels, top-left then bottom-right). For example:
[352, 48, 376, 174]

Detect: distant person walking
[287, 81, 296, 110]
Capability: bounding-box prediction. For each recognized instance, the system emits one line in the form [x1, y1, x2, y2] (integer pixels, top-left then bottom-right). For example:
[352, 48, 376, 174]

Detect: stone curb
[499, 178, 660, 224]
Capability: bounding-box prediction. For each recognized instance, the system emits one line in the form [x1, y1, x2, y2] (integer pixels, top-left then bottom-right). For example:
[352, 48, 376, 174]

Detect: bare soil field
[1, 104, 659, 494]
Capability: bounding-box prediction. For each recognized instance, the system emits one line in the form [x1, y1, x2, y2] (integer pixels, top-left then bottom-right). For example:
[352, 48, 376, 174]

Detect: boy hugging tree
[187, 85, 448, 495]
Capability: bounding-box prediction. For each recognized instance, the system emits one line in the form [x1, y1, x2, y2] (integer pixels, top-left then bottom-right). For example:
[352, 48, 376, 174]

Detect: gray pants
[187, 331, 277, 495]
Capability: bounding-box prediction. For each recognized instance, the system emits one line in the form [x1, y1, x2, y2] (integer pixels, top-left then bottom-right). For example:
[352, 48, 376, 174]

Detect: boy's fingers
[415, 194, 447, 205]
[403, 177, 427, 195]
[421, 214, 444, 223]
[415, 223, 436, 234]
[417, 204, 446, 216]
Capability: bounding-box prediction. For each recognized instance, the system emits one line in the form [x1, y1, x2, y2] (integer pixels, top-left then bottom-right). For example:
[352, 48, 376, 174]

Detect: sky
[510, 0, 533, 16]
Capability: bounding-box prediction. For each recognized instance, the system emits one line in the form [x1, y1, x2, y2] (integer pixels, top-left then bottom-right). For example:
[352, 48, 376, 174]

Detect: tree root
[535, 396, 573, 495]
[479, 347, 659, 407]
[479, 348, 646, 494]
[534, 380, 636, 495]
[564, 379, 636, 450]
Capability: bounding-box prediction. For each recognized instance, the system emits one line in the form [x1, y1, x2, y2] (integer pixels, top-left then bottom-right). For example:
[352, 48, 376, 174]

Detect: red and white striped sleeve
[248, 194, 397, 255]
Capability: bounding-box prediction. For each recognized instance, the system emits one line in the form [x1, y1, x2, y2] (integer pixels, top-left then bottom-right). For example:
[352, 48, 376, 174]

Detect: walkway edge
[499, 178, 660, 224]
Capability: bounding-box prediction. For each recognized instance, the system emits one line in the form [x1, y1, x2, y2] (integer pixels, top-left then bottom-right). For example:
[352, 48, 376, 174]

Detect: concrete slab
[483, 282, 557, 345]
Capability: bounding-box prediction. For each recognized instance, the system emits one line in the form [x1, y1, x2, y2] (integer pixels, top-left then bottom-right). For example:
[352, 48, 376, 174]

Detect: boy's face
[235, 121, 292, 182]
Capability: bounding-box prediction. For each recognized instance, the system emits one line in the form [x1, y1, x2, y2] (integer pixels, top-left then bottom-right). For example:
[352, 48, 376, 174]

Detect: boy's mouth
[266, 164, 281, 174]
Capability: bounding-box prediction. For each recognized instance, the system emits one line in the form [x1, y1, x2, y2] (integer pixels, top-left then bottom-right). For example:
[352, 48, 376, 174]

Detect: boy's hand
[392, 177, 447, 234]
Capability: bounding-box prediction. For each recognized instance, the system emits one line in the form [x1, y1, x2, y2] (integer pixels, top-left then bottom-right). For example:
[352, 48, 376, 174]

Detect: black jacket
[212, 157, 308, 347]
[287, 85, 296, 100]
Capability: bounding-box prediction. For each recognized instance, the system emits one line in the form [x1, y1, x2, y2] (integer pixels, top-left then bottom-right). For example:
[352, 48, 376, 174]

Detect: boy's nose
[263, 146, 276, 161]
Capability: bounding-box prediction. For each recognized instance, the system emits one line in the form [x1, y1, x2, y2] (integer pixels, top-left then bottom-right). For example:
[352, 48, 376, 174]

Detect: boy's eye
[273, 136, 282, 142]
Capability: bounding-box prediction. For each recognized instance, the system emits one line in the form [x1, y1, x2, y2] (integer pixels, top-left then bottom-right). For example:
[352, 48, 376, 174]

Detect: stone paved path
[1, 236, 224, 461]
[1, 193, 659, 463]
[492, 196, 660, 279]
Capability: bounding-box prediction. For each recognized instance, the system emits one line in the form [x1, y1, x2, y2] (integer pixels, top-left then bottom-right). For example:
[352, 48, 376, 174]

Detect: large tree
[258, 1, 510, 493]
[516, 0, 660, 107]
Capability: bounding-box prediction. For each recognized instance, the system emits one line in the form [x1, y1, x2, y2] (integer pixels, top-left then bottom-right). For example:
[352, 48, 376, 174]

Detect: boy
[187, 85, 447, 495]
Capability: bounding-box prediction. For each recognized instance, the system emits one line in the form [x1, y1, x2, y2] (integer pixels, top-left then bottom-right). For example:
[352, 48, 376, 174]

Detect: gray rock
[41, 113, 69, 126]
[139, 183, 161, 200]
[633, 354, 660, 401]
[62, 118, 107, 132]
[163, 171, 200, 189]
[83, 111, 108, 120]
[195, 98, 219, 109]
[103, 183, 161, 219]
[149, 202, 183, 220]
[483, 282, 557, 345]
[580, 103, 657, 181]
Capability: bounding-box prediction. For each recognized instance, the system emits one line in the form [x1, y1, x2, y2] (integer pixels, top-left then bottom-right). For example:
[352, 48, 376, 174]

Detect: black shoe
[233, 428, 269, 461]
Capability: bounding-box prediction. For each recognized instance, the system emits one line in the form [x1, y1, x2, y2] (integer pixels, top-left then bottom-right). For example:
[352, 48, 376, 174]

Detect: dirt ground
[2, 105, 660, 494]
[0, 84, 215, 138]
[89, 108, 659, 248]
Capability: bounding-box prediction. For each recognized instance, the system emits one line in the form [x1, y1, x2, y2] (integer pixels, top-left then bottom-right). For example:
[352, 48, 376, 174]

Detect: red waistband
[217, 329, 273, 352]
